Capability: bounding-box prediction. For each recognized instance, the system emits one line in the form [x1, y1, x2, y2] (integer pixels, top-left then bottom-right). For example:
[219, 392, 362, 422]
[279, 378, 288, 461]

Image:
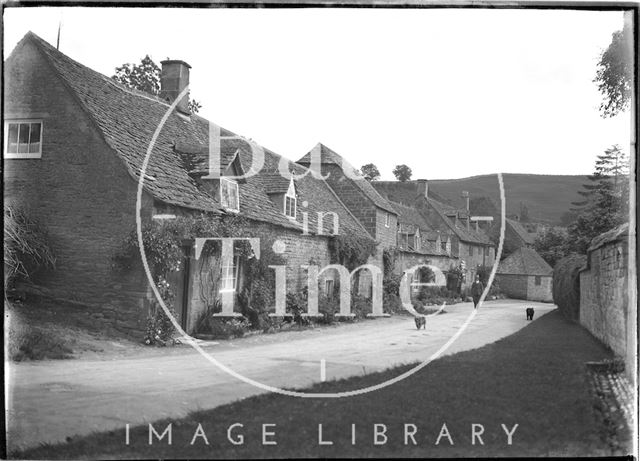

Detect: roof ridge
[26, 31, 174, 109]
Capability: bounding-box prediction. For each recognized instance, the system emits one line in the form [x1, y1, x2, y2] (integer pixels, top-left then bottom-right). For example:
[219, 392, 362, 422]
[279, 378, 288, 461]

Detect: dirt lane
[6, 300, 555, 450]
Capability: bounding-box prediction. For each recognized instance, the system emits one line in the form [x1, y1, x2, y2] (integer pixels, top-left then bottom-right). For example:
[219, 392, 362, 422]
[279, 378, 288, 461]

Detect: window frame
[220, 256, 241, 293]
[284, 178, 297, 219]
[325, 279, 335, 299]
[220, 177, 240, 212]
[4, 119, 43, 159]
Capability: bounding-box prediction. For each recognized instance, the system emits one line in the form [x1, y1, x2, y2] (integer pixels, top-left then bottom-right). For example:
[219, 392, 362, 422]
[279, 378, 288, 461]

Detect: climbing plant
[113, 213, 285, 342]
[328, 232, 377, 271]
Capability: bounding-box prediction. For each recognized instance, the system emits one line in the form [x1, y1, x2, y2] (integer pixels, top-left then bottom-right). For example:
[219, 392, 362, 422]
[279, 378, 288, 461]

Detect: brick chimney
[159, 59, 191, 115]
[417, 179, 428, 199]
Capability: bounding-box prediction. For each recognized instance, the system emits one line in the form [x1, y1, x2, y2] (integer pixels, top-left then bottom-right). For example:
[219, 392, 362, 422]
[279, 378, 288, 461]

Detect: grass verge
[11, 310, 624, 458]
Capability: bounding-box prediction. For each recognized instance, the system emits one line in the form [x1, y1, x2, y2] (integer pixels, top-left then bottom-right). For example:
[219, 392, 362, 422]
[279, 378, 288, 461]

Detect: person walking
[471, 274, 484, 309]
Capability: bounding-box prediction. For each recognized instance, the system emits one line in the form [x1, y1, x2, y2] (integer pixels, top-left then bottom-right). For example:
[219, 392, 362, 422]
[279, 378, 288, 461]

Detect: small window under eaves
[284, 177, 296, 219]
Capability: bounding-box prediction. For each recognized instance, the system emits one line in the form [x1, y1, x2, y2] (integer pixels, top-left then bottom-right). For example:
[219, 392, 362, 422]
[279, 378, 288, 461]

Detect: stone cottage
[4, 32, 374, 337]
[296, 143, 399, 295]
[390, 200, 459, 287]
[495, 247, 553, 302]
[373, 180, 495, 288]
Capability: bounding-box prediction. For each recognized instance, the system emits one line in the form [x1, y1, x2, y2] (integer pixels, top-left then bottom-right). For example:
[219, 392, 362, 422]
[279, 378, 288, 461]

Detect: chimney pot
[159, 59, 191, 115]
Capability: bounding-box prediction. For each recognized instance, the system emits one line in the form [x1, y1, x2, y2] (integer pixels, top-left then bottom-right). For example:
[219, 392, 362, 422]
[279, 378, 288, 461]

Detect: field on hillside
[429, 174, 587, 225]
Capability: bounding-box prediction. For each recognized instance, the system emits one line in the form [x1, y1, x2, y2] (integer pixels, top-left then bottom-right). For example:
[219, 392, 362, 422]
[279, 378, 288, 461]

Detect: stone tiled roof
[22, 32, 368, 238]
[496, 247, 553, 276]
[372, 181, 491, 245]
[426, 198, 492, 246]
[392, 201, 432, 235]
[297, 143, 398, 215]
[506, 218, 536, 245]
[391, 201, 451, 256]
[255, 173, 292, 194]
[371, 180, 451, 206]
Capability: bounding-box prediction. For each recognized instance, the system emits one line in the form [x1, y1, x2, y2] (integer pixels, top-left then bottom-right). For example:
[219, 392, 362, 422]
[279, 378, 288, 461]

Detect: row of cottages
[389, 201, 460, 287]
[295, 143, 400, 293]
[469, 196, 537, 255]
[4, 33, 377, 337]
[372, 181, 496, 288]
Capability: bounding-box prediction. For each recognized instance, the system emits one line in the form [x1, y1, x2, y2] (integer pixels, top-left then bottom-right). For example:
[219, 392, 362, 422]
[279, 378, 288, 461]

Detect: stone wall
[526, 275, 553, 302]
[495, 274, 528, 300]
[321, 164, 378, 238]
[579, 225, 633, 379]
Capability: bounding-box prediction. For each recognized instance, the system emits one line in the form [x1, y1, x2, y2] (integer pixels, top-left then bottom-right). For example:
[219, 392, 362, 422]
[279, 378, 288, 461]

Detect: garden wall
[579, 224, 635, 380]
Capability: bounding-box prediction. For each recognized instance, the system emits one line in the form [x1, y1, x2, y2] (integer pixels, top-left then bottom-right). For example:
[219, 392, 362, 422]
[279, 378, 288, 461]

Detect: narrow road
[6, 300, 554, 450]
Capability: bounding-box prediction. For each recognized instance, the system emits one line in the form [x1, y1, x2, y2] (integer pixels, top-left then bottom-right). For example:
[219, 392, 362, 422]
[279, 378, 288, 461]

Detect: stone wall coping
[587, 222, 629, 253]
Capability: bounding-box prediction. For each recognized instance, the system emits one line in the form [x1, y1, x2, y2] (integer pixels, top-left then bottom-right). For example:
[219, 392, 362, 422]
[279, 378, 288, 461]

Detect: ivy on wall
[328, 232, 377, 272]
[113, 213, 285, 343]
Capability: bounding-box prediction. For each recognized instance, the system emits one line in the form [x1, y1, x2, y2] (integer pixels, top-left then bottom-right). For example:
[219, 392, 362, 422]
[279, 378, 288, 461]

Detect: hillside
[428, 173, 587, 225]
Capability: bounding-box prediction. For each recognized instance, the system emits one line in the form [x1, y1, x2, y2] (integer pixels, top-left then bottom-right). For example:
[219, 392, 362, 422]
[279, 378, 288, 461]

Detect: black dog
[526, 307, 535, 321]
[414, 316, 426, 330]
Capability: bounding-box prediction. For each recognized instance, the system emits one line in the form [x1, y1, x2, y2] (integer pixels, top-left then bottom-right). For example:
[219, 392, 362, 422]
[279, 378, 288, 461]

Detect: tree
[533, 227, 569, 267]
[112, 55, 202, 114]
[360, 163, 381, 181]
[566, 145, 629, 253]
[559, 210, 578, 227]
[594, 20, 633, 118]
[392, 164, 412, 182]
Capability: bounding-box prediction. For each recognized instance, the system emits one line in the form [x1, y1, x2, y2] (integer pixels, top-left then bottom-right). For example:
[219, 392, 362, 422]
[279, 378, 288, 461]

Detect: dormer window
[284, 177, 296, 219]
[4, 120, 42, 159]
[220, 177, 239, 212]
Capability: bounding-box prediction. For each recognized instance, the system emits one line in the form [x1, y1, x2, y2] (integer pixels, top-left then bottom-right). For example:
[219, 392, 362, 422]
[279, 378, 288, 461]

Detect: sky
[3, 7, 633, 180]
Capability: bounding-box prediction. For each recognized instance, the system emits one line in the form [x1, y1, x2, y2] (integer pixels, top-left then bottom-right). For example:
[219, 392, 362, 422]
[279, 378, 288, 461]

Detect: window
[220, 177, 239, 212]
[4, 120, 43, 158]
[325, 279, 335, 299]
[534, 276, 541, 286]
[468, 246, 473, 256]
[284, 178, 296, 219]
[220, 256, 240, 292]
[385, 212, 390, 227]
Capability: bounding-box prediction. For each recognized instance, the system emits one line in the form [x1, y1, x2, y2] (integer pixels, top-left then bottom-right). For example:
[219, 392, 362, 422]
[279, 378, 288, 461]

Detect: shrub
[4, 205, 55, 291]
[144, 305, 178, 346]
[553, 254, 587, 321]
[350, 294, 371, 320]
[383, 292, 403, 314]
[206, 317, 251, 339]
[286, 292, 310, 326]
[317, 295, 339, 325]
